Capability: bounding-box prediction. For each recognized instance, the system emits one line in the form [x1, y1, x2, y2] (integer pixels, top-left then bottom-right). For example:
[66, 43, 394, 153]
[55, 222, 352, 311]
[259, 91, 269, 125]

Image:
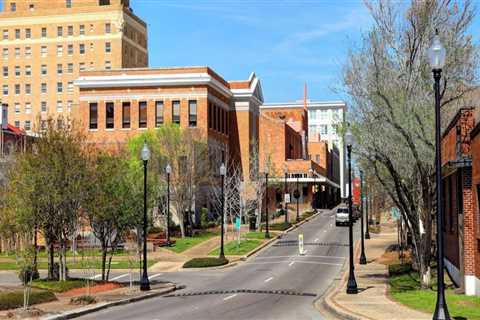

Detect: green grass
[0, 289, 57, 310]
[0, 259, 156, 270]
[165, 232, 218, 253]
[183, 257, 229, 268]
[32, 279, 88, 293]
[244, 231, 276, 240]
[389, 264, 480, 319]
[209, 239, 263, 256]
[268, 222, 292, 231]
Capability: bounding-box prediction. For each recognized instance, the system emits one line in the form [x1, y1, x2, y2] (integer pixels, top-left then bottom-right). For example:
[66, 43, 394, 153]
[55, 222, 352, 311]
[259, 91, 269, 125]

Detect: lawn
[0, 259, 156, 270]
[209, 239, 263, 256]
[244, 231, 274, 240]
[389, 264, 480, 319]
[165, 232, 218, 253]
[32, 279, 88, 293]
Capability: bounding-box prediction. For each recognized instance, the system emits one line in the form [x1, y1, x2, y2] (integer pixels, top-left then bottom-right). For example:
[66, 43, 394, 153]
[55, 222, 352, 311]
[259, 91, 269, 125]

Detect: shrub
[18, 264, 40, 284]
[70, 295, 96, 305]
[389, 263, 413, 276]
[183, 257, 228, 268]
[200, 208, 209, 229]
[0, 290, 57, 311]
[269, 222, 292, 231]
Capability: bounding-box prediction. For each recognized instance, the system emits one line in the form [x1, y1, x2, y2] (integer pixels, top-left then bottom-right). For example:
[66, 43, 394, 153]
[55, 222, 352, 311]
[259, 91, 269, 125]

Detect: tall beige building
[0, 0, 148, 131]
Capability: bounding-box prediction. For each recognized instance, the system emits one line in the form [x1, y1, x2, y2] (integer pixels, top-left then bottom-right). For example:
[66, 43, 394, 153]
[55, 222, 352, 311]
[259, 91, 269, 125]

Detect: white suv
[335, 207, 350, 226]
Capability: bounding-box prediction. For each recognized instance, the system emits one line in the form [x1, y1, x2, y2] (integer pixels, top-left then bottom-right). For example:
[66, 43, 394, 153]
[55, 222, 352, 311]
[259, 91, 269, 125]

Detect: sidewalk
[320, 220, 430, 320]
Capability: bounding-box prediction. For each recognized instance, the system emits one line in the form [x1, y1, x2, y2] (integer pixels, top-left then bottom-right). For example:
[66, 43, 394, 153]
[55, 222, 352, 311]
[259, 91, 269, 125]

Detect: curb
[41, 285, 179, 320]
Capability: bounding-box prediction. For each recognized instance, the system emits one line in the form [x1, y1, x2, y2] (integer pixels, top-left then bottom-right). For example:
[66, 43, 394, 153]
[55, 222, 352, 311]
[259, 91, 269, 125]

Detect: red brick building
[441, 107, 480, 296]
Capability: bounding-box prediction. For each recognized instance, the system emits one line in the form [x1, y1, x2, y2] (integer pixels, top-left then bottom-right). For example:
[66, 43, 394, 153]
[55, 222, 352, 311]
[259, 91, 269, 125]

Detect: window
[67, 63, 73, 74]
[105, 23, 111, 33]
[79, 63, 85, 71]
[41, 27, 47, 38]
[29, 4, 34, 10]
[14, 84, 20, 95]
[57, 45, 63, 56]
[57, 63, 63, 75]
[122, 102, 131, 128]
[25, 120, 31, 131]
[79, 43, 85, 54]
[67, 44, 73, 55]
[2, 30, 8, 40]
[100, 0, 110, 6]
[188, 100, 197, 127]
[25, 46, 31, 57]
[57, 82, 63, 93]
[67, 81, 73, 93]
[172, 101, 180, 124]
[41, 101, 47, 113]
[25, 65, 31, 76]
[2, 48, 8, 59]
[89, 102, 98, 129]
[14, 47, 20, 58]
[15, 29, 20, 39]
[2, 66, 7, 77]
[10, 2, 16, 11]
[14, 103, 20, 114]
[41, 64, 47, 75]
[41, 46, 47, 57]
[105, 102, 114, 129]
[14, 121, 20, 128]
[105, 61, 111, 70]
[57, 119, 64, 129]
[320, 125, 328, 135]
[79, 25, 85, 35]
[67, 100, 72, 112]
[68, 25, 73, 36]
[57, 101, 63, 113]
[153, 101, 163, 127]
[25, 103, 31, 114]
[25, 28, 31, 39]
[25, 84, 31, 94]
[41, 83, 47, 94]
[105, 42, 111, 53]
[66, 0, 72, 8]
[2, 85, 8, 95]
[139, 101, 147, 128]
[90, 24, 94, 32]
[57, 26, 63, 37]
[40, 120, 46, 131]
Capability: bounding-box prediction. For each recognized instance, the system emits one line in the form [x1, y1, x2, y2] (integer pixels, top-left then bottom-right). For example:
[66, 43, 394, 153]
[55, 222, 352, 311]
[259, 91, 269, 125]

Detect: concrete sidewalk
[319, 220, 430, 320]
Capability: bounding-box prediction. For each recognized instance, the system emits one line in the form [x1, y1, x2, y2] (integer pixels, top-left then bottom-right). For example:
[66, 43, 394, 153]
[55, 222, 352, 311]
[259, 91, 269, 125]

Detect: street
[74, 209, 354, 320]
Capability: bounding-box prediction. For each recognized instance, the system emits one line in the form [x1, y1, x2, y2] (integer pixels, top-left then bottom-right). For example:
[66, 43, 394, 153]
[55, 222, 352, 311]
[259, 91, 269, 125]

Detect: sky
[132, 0, 374, 103]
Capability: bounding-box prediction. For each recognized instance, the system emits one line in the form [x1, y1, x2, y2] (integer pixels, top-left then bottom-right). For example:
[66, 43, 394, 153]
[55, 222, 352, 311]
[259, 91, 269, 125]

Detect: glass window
[41, 64, 47, 75]
[67, 63, 73, 74]
[25, 103, 31, 114]
[189, 100, 197, 127]
[41, 101, 47, 112]
[25, 65, 31, 76]
[15, 103, 20, 113]
[57, 63, 63, 75]
[3, 48, 8, 59]
[67, 81, 73, 93]
[25, 46, 31, 57]
[15, 29, 20, 39]
[66, 0, 72, 8]
[2, 85, 7, 95]
[57, 26, 63, 37]
[105, 23, 111, 33]
[106, 102, 114, 129]
[2, 30, 8, 40]
[25, 120, 31, 131]
[172, 100, 180, 124]
[10, 2, 16, 11]
[122, 102, 130, 128]
[67, 44, 73, 55]
[57, 101, 63, 113]
[320, 125, 328, 135]
[57, 45, 63, 56]
[2, 66, 7, 77]
[14, 121, 20, 128]
[68, 25, 73, 36]
[57, 119, 64, 129]
[105, 42, 111, 53]
[41, 46, 47, 57]
[139, 101, 147, 128]
[25, 28, 31, 39]
[25, 84, 31, 94]
[41, 27, 47, 38]
[67, 100, 72, 112]
[41, 83, 47, 94]
[14, 84, 20, 95]
[155, 101, 164, 127]
[57, 82, 63, 93]
[14, 47, 20, 58]
[79, 63, 85, 71]
[105, 61, 111, 70]
[79, 43, 85, 54]
[79, 25, 85, 35]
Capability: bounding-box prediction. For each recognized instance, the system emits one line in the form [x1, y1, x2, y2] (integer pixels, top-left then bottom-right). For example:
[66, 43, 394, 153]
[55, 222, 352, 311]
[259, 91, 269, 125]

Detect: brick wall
[471, 126, 480, 279]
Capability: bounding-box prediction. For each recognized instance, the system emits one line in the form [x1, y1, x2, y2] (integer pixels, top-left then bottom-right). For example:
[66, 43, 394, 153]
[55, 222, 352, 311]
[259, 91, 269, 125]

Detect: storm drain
[164, 289, 316, 298]
[273, 241, 348, 247]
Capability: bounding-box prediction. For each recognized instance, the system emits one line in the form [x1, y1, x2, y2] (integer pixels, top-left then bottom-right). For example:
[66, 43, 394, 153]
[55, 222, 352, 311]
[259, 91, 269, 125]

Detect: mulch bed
[62, 282, 123, 297]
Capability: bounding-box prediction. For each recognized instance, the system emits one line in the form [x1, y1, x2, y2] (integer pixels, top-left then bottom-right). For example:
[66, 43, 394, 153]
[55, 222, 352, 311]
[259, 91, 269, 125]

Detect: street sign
[390, 207, 400, 221]
[298, 234, 305, 255]
[235, 217, 241, 230]
[285, 193, 291, 204]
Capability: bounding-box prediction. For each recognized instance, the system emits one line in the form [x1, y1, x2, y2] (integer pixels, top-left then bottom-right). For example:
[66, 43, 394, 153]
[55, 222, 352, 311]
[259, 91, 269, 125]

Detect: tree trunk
[101, 241, 107, 281]
[48, 241, 54, 280]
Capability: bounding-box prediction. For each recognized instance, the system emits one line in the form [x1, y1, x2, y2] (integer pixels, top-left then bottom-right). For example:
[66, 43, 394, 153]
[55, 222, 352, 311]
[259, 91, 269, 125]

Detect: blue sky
[133, 0, 373, 103]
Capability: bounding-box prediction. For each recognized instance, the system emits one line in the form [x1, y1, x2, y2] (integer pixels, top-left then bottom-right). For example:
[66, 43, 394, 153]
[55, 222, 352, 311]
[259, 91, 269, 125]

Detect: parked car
[335, 207, 350, 226]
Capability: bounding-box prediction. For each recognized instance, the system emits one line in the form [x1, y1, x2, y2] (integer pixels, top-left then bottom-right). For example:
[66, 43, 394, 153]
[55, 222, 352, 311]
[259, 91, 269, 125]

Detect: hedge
[183, 257, 229, 268]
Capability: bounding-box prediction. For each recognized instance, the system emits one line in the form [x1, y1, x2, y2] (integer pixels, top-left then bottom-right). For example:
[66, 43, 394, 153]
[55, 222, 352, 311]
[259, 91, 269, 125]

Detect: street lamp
[295, 175, 300, 222]
[345, 131, 358, 294]
[165, 164, 172, 246]
[219, 163, 226, 260]
[365, 184, 370, 239]
[264, 172, 270, 239]
[284, 165, 289, 226]
[140, 141, 151, 291]
[359, 170, 367, 265]
[428, 31, 450, 320]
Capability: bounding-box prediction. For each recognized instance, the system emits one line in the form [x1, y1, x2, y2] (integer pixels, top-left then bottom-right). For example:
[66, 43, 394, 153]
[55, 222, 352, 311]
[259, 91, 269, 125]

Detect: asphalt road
[74, 208, 357, 320]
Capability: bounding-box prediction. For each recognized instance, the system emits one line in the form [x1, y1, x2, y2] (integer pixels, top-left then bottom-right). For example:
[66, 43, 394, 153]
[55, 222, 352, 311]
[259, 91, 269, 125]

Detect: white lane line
[264, 277, 274, 283]
[148, 273, 163, 280]
[223, 294, 237, 301]
[255, 255, 345, 260]
[288, 261, 295, 267]
[89, 274, 102, 280]
[110, 274, 129, 281]
[247, 261, 342, 266]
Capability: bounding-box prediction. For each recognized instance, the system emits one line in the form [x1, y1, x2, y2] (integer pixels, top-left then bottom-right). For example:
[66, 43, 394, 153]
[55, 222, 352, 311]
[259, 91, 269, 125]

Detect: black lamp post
[284, 165, 289, 226]
[219, 163, 226, 260]
[345, 131, 358, 294]
[428, 31, 450, 320]
[359, 170, 367, 265]
[265, 172, 270, 239]
[140, 141, 151, 291]
[165, 164, 172, 246]
[365, 185, 370, 239]
[295, 175, 300, 222]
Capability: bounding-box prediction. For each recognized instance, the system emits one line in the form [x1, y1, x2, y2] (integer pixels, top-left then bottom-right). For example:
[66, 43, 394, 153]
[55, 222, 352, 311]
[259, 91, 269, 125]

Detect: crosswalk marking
[110, 274, 129, 281]
[223, 294, 237, 301]
[264, 277, 274, 283]
[149, 273, 163, 280]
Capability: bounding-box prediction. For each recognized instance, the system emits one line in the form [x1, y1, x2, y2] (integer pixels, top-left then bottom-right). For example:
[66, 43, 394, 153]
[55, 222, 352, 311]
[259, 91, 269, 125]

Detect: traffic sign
[285, 193, 291, 204]
[235, 217, 241, 230]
